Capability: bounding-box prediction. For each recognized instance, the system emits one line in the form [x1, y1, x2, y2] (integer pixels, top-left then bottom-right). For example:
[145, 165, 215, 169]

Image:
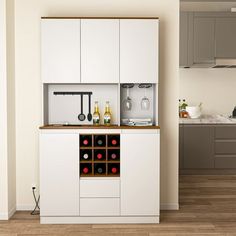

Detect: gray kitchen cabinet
[179, 125, 184, 169]
[183, 125, 214, 169]
[179, 12, 188, 67]
[193, 17, 215, 64]
[180, 124, 236, 172]
[215, 18, 236, 58]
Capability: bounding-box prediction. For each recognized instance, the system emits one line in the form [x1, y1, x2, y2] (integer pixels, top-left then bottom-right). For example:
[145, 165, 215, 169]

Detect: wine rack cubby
[80, 134, 120, 177]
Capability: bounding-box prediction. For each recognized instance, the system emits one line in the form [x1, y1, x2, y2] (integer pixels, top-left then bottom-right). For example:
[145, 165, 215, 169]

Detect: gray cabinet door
[179, 125, 184, 169]
[183, 125, 214, 169]
[215, 18, 236, 58]
[193, 17, 215, 64]
[180, 12, 188, 67]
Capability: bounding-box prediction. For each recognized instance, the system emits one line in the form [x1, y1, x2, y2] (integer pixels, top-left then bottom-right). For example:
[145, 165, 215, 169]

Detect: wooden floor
[2, 175, 236, 235]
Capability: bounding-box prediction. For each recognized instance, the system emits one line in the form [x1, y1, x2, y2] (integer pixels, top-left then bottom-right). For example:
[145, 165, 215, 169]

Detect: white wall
[0, 0, 9, 219]
[180, 68, 236, 115]
[6, 0, 16, 217]
[0, 0, 16, 219]
[14, 0, 179, 210]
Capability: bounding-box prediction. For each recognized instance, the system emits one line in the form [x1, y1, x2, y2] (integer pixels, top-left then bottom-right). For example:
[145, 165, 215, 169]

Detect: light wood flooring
[2, 175, 236, 235]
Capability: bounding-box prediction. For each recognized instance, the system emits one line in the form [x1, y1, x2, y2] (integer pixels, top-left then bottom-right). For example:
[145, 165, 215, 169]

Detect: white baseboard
[160, 203, 179, 210]
[0, 213, 9, 220]
[0, 206, 16, 220]
[8, 206, 16, 218]
[16, 204, 34, 211]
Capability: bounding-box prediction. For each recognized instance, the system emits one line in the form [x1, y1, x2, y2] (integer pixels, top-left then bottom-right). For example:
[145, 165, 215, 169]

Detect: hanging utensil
[87, 93, 92, 121]
[78, 94, 86, 121]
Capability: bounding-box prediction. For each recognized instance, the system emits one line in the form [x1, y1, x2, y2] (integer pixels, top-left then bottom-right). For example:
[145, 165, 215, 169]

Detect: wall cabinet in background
[215, 18, 236, 58]
[180, 12, 236, 68]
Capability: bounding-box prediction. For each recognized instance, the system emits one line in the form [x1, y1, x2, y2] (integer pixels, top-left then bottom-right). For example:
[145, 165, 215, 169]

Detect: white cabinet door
[81, 19, 119, 83]
[40, 133, 79, 216]
[41, 20, 80, 83]
[120, 20, 158, 83]
[121, 131, 160, 216]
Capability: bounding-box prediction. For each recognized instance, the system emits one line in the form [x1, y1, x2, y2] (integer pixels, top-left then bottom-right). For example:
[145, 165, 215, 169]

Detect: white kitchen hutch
[39, 17, 160, 224]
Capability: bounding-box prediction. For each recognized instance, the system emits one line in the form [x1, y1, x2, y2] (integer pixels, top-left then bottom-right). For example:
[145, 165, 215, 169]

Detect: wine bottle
[108, 163, 120, 175]
[80, 135, 92, 147]
[94, 149, 106, 161]
[104, 101, 112, 125]
[80, 163, 92, 175]
[80, 149, 92, 161]
[94, 163, 106, 175]
[94, 135, 106, 147]
[93, 101, 100, 125]
[108, 149, 120, 161]
[108, 135, 120, 147]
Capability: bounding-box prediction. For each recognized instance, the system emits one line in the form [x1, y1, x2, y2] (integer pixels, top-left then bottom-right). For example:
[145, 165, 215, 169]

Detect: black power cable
[31, 187, 40, 215]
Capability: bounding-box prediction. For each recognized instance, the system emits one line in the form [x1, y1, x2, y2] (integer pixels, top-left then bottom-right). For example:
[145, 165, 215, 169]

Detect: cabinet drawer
[80, 179, 120, 197]
[215, 155, 236, 169]
[215, 140, 236, 154]
[80, 198, 120, 216]
[215, 126, 236, 139]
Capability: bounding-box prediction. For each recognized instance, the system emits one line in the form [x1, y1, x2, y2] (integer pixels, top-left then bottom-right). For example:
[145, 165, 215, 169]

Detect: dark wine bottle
[80, 163, 92, 175]
[108, 149, 120, 161]
[94, 149, 106, 161]
[108, 135, 120, 147]
[94, 135, 106, 147]
[80, 135, 92, 147]
[80, 149, 92, 161]
[94, 163, 106, 175]
[108, 163, 120, 175]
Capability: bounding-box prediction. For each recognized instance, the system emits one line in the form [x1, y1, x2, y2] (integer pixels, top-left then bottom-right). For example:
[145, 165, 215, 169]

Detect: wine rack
[80, 134, 120, 177]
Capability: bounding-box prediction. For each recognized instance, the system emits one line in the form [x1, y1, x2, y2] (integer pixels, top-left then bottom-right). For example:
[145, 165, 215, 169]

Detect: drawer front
[80, 179, 120, 198]
[80, 198, 120, 216]
[215, 155, 236, 168]
[215, 140, 236, 154]
[215, 126, 236, 139]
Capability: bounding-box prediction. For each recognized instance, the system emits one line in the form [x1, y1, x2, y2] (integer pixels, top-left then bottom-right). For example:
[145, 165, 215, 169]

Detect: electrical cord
[31, 187, 40, 215]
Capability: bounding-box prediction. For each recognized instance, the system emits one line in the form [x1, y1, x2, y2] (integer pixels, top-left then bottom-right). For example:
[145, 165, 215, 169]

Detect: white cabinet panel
[120, 20, 158, 83]
[41, 20, 80, 83]
[40, 133, 79, 216]
[121, 132, 160, 216]
[81, 20, 119, 83]
[80, 179, 120, 197]
[80, 198, 120, 216]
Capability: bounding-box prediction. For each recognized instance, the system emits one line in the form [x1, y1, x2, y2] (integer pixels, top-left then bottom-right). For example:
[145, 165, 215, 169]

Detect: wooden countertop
[39, 125, 160, 130]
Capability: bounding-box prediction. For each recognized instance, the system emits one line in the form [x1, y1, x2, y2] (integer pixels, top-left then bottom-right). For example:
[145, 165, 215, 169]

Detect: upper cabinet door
[120, 20, 159, 83]
[41, 20, 81, 83]
[193, 17, 215, 64]
[216, 18, 236, 58]
[180, 12, 189, 67]
[81, 20, 119, 83]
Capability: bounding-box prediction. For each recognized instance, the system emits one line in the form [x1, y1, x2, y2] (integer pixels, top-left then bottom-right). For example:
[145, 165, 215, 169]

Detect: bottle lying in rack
[80, 149, 92, 161]
[94, 135, 106, 147]
[108, 149, 120, 161]
[80, 135, 92, 147]
[94, 163, 106, 175]
[94, 149, 106, 161]
[108, 163, 120, 175]
[108, 135, 120, 147]
[80, 163, 92, 175]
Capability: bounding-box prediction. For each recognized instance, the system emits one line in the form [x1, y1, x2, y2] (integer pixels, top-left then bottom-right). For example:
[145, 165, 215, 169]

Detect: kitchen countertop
[40, 125, 160, 129]
[179, 115, 236, 124]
